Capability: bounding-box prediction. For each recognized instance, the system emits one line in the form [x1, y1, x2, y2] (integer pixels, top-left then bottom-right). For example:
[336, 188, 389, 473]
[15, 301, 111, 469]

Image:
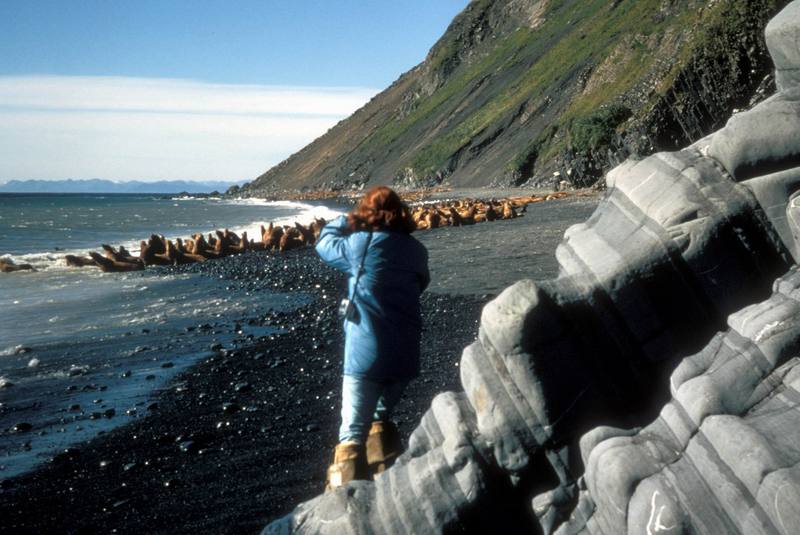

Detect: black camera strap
[350, 231, 373, 301]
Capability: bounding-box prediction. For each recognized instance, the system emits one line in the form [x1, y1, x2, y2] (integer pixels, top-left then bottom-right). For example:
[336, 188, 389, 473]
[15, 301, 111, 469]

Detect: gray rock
[766, 0, 800, 91]
[264, 3, 800, 533]
[563, 269, 800, 533]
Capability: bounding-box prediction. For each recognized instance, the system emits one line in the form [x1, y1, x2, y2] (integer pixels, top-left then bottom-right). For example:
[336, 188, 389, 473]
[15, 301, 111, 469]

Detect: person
[315, 186, 430, 490]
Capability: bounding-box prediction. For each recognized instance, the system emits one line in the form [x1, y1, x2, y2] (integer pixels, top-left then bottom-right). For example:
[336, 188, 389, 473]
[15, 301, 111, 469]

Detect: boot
[366, 420, 402, 477]
[325, 441, 368, 492]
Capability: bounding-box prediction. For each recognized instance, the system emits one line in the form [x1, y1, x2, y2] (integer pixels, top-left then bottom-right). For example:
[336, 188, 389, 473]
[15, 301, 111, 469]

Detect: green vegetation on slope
[245, 0, 784, 192]
[376, 0, 698, 179]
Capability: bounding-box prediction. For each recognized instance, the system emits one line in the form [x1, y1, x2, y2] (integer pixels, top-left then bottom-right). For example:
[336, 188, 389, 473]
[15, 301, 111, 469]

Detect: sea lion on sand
[140, 237, 172, 266]
[0, 259, 36, 273]
[265, 226, 284, 250]
[89, 252, 144, 272]
[310, 218, 327, 241]
[294, 222, 315, 245]
[65, 254, 96, 268]
[190, 234, 222, 259]
[229, 231, 249, 254]
[175, 239, 208, 262]
[425, 210, 441, 229]
[446, 207, 462, 226]
[279, 227, 304, 252]
[213, 230, 233, 256]
[101, 244, 141, 265]
[458, 206, 476, 225]
[502, 202, 518, 219]
[160, 240, 195, 265]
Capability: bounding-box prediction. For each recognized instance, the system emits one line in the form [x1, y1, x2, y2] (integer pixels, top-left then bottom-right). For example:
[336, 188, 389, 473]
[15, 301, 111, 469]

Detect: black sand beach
[0, 194, 599, 534]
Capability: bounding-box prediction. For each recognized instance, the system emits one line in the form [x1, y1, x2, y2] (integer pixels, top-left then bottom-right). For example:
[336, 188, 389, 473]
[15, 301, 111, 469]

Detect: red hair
[348, 186, 416, 233]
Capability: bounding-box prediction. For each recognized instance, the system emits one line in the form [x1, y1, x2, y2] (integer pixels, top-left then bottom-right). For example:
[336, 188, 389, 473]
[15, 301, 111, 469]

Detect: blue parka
[315, 215, 430, 381]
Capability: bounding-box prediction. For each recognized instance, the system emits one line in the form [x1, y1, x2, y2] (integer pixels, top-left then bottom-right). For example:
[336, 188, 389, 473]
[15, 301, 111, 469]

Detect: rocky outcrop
[240, 0, 788, 195]
[263, 2, 800, 533]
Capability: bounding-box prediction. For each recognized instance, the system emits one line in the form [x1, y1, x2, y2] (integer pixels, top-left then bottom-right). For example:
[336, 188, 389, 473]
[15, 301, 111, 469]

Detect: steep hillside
[239, 0, 787, 195]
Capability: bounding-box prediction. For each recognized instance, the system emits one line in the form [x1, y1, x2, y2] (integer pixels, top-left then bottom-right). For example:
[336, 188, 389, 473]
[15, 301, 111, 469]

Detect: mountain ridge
[239, 0, 788, 195]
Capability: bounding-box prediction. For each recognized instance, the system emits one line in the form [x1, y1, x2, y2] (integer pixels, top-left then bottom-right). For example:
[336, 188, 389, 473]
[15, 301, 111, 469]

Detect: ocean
[0, 193, 344, 478]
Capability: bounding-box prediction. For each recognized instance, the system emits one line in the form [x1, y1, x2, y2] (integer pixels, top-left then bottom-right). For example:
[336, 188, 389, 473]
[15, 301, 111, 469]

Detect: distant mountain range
[0, 179, 242, 194]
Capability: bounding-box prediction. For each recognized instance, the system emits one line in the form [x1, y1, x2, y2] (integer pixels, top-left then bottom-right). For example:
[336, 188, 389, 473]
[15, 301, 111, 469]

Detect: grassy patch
[568, 105, 631, 152]
[506, 125, 558, 177]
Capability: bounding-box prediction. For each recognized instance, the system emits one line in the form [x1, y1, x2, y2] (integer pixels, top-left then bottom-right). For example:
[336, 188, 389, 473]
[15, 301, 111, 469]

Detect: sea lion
[64, 254, 96, 268]
[175, 239, 208, 262]
[458, 206, 476, 225]
[89, 251, 144, 272]
[261, 223, 274, 244]
[101, 244, 141, 264]
[162, 239, 196, 264]
[229, 231, 249, 254]
[140, 237, 171, 266]
[446, 206, 462, 226]
[0, 259, 35, 273]
[425, 210, 441, 229]
[191, 234, 222, 259]
[502, 202, 517, 219]
[294, 222, 315, 245]
[310, 218, 327, 241]
[279, 227, 304, 252]
[265, 226, 284, 250]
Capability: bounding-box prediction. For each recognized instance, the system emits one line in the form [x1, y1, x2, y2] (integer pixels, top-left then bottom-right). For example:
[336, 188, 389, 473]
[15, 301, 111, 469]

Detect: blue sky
[0, 0, 469, 181]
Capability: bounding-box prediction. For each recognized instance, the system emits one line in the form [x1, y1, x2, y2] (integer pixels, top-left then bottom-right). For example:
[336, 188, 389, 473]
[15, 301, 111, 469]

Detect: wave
[0, 345, 27, 357]
[1, 198, 344, 271]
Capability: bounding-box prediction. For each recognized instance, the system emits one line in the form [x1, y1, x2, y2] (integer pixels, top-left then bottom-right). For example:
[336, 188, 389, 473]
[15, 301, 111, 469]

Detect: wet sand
[0, 193, 599, 534]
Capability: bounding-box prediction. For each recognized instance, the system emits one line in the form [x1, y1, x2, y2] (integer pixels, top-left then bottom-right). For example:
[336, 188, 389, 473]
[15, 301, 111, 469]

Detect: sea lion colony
[0, 192, 572, 274]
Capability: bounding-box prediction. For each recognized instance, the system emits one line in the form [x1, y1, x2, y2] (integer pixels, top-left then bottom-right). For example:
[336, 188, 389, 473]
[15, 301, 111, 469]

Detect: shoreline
[0, 194, 599, 534]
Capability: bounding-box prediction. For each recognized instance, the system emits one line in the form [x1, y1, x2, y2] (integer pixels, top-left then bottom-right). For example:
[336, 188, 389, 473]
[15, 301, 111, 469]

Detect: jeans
[339, 375, 407, 444]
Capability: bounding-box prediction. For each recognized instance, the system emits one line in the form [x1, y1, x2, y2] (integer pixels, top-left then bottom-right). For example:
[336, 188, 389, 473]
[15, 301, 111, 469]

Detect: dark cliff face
[239, 0, 788, 195]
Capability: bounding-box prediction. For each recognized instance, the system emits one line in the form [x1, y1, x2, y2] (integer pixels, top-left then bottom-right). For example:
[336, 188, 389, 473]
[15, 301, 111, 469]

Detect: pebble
[234, 382, 252, 393]
[222, 402, 242, 414]
[178, 440, 198, 454]
[52, 448, 80, 463]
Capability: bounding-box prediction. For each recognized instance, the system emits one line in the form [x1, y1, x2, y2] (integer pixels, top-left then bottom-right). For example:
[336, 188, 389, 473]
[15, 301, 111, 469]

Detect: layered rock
[264, 2, 800, 533]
